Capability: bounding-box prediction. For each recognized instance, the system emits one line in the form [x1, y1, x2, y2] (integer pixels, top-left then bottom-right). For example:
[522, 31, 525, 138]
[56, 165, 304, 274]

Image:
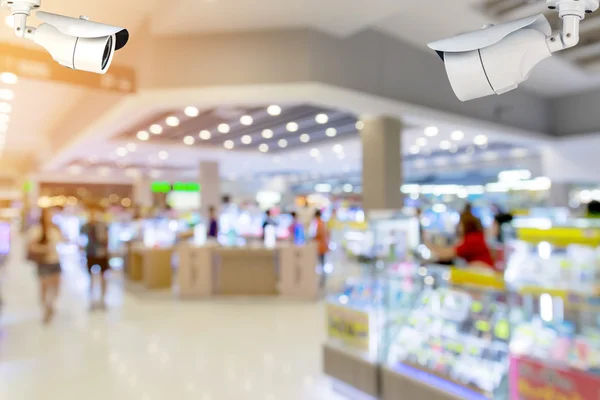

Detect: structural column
[360, 116, 403, 213]
[199, 161, 221, 219]
[548, 182, 572, 208]
[133, 177, 153, 209]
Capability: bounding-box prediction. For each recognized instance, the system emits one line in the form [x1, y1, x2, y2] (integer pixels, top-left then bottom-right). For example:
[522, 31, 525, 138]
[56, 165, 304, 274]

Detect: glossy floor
[0, 239, 347, 400]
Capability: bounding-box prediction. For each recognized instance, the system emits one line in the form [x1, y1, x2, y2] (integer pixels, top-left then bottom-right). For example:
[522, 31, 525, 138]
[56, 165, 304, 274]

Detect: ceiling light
[259, 144, 269, 153]
[224, 140, 234, 150]
[315, 114, 328, 124]
[240, 115, 253, 126]
[267, 105, 282, 116]
[326, 128, 337, 137]
[300, 133, 310, 143]
[332, 144, 343, 153]
[150, 124, 163, 135]
[474, 135, 488, 146]
[278, 139, 288, 148]
[165, 116, 180, 127]
[199, 130, 211, 140]
[126, 143, 136, 152]
[440, 140, 452, 150]
[184, 106, 200, 117]
[409, 145, 420, 155]
[286, 122, 299, 132]
[0, 103, 12, 114]
[424, 126, 439, 137]
[416, 138, 427, 147]
[310, 148, 320, 157]
[137, 131, 149, 141]
[218, 123, 230, 134]
[451, 130, 464, 141]
[184, 136, 195, 145]
[0, 89, 14, 101]
[262, 129, 274, 139]
[315, 183, 332, 193]
[0, 72, 17, 85]
[116, 147, 127, 157]
[355, 121, 364, 130]
[0, 114, 9, 124]
[158, 151, 169, 160]
[5, 15, 14, 28]
[241, 135, 252, 145]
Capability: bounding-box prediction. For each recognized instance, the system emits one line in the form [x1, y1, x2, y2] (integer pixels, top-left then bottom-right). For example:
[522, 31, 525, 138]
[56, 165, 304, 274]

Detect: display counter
[126, 243, 173, 290]
[177, 242, 319, 299]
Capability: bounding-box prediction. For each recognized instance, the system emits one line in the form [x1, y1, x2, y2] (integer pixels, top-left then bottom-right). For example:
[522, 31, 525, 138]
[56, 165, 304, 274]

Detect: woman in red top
[426, 213, 495, 270]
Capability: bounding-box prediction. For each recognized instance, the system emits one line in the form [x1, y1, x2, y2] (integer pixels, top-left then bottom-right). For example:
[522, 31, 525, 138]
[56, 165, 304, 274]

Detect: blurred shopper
[80, 205, 110, 310]
[262, 209, 276, 239]
[27, 207, 63, 324]
[426, 213, 495, 270]
[288, 211, 298, 240]
[491, 204, 513, 243]
[588, 200, 600, 217]
[207, 205, 219, 238]
[314, 210, 330, 266]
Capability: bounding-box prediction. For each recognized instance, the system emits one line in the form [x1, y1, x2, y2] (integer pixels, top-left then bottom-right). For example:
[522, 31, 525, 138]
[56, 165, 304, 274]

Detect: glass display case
[381, 265, 509, 400]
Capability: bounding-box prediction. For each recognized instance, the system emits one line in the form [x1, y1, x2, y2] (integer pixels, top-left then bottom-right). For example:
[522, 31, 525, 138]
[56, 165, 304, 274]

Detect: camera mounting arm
[546, 0, 599, 52]
[0, 0, 40, 38]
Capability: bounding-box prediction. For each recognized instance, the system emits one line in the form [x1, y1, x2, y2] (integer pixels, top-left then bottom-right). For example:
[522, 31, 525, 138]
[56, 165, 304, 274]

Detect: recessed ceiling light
[424, 126, 439, 137]
[0, 72, 17, 85]
[332, 144, 343, 153]
[326, 128, 337, 137]
[116, 147, 127, 157]
[150, 124, 163, 135]
[184, 135, 195, 145]
[355, 121, 364, 130]
[224, 140, 234, 150]
[126, 143, 136, 152]
[0, 114, 9, 124]
[199, 130, 211, 140]
[416, 138, 427, 147]
[300, 133, 310, 143]
[310, 148, 320, 157]
[474, 135, 488, 146]
[267, 105, 281, 116]
[278, 139, 288, 148]
[262, 129, 274, 139]
[409, 145, 420, 155]
[165, 116, 180, 127]
[0, 89, 14, 101]
[241, 135, 252, 145]
[259, 143, 269, 153]
[218, 123, 230, 134]
[0, 103, 12, 114]
[451, 130, 464, 141]
[315, 114, 328, 124]
[137, 131, 149, 141]
[440, 140, 452, 150]
[184, 106, 199, 117]
[240, 115, 253, 126]
[158, 151, 169, 160]
[286, 122, 299, 132]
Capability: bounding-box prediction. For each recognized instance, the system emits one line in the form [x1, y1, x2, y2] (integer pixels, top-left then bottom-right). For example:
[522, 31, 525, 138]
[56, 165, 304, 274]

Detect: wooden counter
[127, 245, 173, 290]
[215, 247, 278, 296]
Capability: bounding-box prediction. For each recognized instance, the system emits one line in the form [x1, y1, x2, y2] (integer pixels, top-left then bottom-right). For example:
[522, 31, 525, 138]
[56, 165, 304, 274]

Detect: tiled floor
[0, 238, 347, 400]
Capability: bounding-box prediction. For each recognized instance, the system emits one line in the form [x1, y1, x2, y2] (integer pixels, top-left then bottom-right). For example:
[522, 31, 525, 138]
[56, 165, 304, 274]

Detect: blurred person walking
[207, 205, 219, 239]
[314, 210, 330, 266]
[27, 207, 63, 324]
[80, 205, 110, 310]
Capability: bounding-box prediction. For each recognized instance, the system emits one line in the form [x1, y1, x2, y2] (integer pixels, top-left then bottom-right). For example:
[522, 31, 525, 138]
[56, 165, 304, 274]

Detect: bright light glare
[262, 129, 273, 139]
[451, 130, 464, 141]
[326, 128, 337, 137]
[184, 136, 195, 145]
[240, 115, 253, 126]
[267, 105, 282, 116]
[165, 116, 180, 127]
[184, 106, 199, 117]
[199, 130, 211, 140]
[137, 131, 149, 141]
[0, 89, 14, 101]
[300, 134, 310, 143]
[218, 123, 230, 134]
[315, 114, 328, 124]
[286, 122, 299, 132]
[0, 72, 17, 85]
[424, 126, 438, 137]
[474, 135, 488, 146]
[241, 135, 252, 145]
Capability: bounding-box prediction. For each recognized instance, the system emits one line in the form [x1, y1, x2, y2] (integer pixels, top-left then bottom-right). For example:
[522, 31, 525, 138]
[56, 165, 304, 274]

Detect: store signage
[0, 42, 136, 93]
[151, 181, 201, 193]
[509, 355, 600, 400]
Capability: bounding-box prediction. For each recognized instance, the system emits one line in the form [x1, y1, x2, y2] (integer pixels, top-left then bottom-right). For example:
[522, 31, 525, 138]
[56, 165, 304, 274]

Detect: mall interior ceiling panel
[116, 104, 362, 153]
[474, 0, 600, 68]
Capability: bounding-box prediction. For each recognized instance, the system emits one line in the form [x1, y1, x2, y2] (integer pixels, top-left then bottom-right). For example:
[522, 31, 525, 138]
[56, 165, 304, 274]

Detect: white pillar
[360, 116, 403, 213]
[199, 161, 221, 219]
[133, 177, 153, 208]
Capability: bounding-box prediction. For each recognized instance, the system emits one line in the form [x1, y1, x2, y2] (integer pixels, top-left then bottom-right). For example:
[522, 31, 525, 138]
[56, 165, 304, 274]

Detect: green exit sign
[151, 181, 201, 193]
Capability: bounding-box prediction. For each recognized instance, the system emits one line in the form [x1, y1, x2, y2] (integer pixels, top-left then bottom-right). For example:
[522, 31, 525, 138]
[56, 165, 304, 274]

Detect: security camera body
[0, 0, 129, 74]
[429, 0, 600, 101]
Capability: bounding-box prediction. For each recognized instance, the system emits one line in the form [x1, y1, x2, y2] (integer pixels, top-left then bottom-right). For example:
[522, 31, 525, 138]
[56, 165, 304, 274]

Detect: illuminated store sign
[151, 182, 201, 193]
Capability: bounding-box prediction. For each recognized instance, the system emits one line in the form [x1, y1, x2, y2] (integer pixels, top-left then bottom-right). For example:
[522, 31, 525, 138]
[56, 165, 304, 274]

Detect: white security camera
[1, 0, 129, 74]
[429, 0, 599, 101]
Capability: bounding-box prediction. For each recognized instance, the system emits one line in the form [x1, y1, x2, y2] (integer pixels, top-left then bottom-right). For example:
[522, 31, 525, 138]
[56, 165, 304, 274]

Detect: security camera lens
[102, 36, 113, 70]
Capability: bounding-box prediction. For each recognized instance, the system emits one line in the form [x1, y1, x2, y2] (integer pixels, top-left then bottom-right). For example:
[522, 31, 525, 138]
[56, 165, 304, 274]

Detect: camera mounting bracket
[546, 0, 600, 51]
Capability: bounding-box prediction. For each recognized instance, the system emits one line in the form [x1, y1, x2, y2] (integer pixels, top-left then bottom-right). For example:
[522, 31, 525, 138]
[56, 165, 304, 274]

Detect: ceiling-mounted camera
[1, 0, 129, 74]
[428, 0, 599, 101]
